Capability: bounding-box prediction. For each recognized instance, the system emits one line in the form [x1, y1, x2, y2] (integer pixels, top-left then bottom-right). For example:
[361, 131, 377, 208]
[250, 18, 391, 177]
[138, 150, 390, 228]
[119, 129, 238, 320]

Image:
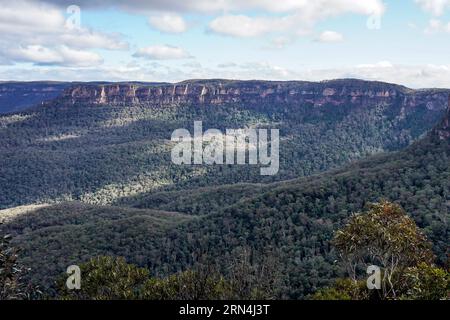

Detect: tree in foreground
[313, 201, 448, 300]
[57, 252, 278, 300]
[403, 262, 449, 300]
[57, 256, 150, 300]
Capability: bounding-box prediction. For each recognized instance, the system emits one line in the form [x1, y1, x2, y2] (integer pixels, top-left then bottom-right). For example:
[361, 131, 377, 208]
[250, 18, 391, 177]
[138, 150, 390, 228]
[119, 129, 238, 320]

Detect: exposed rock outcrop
[434, 95, 450, 141]
[60, 79, 450, 114]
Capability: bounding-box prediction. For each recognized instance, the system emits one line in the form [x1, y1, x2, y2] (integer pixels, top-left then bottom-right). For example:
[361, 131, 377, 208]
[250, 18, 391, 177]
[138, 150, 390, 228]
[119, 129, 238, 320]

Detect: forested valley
[0, 80, 448, 299]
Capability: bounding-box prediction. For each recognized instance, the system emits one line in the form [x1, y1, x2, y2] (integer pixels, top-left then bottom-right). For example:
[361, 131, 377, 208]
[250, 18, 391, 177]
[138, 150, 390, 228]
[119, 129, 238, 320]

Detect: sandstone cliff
[60, 79, 450, 112]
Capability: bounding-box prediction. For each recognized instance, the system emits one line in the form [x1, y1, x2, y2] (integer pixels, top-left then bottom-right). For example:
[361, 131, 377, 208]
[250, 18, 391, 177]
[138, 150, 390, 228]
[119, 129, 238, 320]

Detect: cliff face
[434, 96, 450, 141]
[60, 79, 450, 112]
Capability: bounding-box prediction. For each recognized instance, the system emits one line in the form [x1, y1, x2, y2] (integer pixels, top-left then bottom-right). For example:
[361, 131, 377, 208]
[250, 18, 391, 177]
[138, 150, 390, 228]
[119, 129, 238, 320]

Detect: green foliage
[402, 263, 449, 300]
[1, 131, 449, 299]
[0, 86, 446, 209]
[311, 279, 368, 300]
[0, 233, 23, 299]
[0, 202, 194, 290]
[58, 256, 150, 300]
[333, 201, 434, 299]
[58, 255, 276, 300]
[334, 202, 434, 266]
[0, 227, 39, 299]
[0, 84, 449, 300]
[319, 202, 448, 300]
[141, 269, 233, 300]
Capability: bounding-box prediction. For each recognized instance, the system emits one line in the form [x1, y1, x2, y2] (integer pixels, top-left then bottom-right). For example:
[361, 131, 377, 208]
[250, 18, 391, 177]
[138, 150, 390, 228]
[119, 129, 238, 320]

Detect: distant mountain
[0, 79, 449, 209]
[0, 82, 71, 114]
[0, 81, 448, 298]
[0, 81, 170, 114]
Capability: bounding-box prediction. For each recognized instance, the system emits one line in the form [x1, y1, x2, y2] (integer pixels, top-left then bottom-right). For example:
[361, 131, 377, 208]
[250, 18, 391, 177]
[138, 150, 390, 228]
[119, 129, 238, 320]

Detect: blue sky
[1, 0, 450, 88]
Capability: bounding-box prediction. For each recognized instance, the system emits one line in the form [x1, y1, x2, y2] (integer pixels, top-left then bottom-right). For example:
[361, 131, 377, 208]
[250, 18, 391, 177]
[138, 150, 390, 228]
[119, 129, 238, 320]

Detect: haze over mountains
[0, 79, 448, 298]
[0, 82, 70, 114]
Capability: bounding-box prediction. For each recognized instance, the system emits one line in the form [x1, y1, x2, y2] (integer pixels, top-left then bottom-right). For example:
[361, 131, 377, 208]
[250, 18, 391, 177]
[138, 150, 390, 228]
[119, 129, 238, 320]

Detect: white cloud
[133, 45, 191, 60]
[0, 1, 65, 33]
[209, 15, 287, 37]
[316, 31, 344, 42]
[217, 62, 238, 68]
[34, 0, 384, 15]
[3, 60, 450, 89]
[208, 0, 385, 38]
[0, 0, 128, 67]
[356, 61, 393, 68]
[416, 0, 450, 16]
[268, 36, 293, 49]
[28, 0, 385, 39]
[2, 45, 103, 67]
[0, 1, 128, 50]
[14, 0, 386, 45]
[148, 13, 188, 33]
[182, 61, 202, 68]
[185, 60, 450, 89]
[58, 31, 128, 50]
[424, 18, 450, 33]
[299, 62, 450, 88]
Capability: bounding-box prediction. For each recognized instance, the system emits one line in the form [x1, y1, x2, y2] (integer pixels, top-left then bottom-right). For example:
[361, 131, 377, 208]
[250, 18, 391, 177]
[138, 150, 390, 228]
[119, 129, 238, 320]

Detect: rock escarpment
[60, 79, 450, 112]
[433, 95, 450, 141]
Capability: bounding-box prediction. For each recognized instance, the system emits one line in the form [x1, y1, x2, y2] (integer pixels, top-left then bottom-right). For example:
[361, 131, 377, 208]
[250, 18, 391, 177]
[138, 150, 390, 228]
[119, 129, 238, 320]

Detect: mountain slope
[134, 104, 450, 297]
[2, 96, 448, 298]
[0, 202, 194, 289]
[0, 79, 448, 209]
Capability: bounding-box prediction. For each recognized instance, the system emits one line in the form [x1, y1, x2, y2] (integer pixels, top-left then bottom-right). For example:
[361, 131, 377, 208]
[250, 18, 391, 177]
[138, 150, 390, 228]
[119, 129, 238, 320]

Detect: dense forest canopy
[0, 80, 448, 299]
[0, 80, 448, 209]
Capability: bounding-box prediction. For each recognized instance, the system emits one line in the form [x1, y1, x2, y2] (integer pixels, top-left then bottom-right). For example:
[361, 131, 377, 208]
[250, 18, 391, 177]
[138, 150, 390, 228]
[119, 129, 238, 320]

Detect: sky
[1, 0, 450, 88]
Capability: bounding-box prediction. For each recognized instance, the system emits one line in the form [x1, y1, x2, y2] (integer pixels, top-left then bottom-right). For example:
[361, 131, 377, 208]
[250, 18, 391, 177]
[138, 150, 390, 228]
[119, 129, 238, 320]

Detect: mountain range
[0, 79, 448, 298]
